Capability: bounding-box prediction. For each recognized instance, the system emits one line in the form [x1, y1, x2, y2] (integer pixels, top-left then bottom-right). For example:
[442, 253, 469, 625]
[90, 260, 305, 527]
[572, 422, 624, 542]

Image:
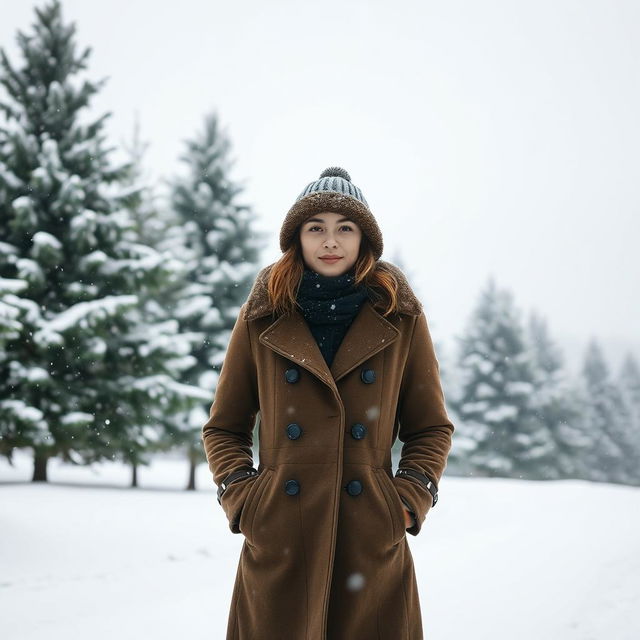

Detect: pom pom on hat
[319, 166, 352, 182]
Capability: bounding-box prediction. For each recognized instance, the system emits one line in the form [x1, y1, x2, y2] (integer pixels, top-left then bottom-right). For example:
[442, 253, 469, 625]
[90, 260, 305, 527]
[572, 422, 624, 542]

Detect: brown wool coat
[202, 260, 455, 640]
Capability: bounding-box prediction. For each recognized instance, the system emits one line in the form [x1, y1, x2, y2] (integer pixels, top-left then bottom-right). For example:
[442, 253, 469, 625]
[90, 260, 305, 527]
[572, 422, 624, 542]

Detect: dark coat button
[346, 479, 363, 496]
[350, 423, 367, 440]
[285, 479, 300, 495]
[284, 367, 300, 383]
[286, 423, 302, 439]
[360, 368, 376, 384]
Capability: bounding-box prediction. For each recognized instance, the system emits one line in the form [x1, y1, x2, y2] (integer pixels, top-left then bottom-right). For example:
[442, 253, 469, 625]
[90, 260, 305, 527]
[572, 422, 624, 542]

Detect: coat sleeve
[400, 495, 417, 528]
[201, 302, 260, 533]
[392, 309, 455, 536]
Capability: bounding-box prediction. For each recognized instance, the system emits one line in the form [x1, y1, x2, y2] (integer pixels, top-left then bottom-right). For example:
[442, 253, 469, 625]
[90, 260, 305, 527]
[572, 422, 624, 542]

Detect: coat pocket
[374, 467, 407, 547]
[238, 467, 274, 545]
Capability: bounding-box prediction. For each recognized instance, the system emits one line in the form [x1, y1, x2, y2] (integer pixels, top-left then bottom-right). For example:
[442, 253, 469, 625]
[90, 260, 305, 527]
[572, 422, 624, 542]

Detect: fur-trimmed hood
[242, 259, 423, 321]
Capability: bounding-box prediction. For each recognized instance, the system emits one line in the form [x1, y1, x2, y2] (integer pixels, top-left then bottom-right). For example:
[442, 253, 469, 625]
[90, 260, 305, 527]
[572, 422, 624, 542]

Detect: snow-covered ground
[1, 451, 639, 640]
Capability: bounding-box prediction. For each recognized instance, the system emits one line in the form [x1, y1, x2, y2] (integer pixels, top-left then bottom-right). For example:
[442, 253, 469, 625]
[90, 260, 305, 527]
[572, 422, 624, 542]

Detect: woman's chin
[316, 260, 347, 275]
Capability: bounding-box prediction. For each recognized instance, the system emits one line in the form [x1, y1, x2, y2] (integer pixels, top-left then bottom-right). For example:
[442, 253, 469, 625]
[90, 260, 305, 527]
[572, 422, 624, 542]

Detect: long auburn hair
[267, 231, 401, 319]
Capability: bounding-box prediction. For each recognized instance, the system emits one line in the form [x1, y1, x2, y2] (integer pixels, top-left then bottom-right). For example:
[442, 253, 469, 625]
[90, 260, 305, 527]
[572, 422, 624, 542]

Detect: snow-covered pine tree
[0, 0, 206, 482]
[0, 275, 31, 461]
[115, 111, 212, 486]
[588, 343, 632, 483]
[165, 111, 267, 490]
[120, 111, 168, 249]
[448, 277, 551, 479]
[580, 340, 634, 484]
[526, 311, 588, 479]
[618, 353, 640, 485]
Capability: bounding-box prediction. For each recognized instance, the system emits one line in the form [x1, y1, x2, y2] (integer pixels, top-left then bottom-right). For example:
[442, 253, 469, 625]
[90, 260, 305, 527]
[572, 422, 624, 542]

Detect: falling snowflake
[346, 572, 366, 591]
[366, 405, 380, 420]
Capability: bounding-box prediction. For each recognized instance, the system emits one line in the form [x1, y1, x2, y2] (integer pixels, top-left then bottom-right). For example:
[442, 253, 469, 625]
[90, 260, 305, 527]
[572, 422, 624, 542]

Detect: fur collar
[243, 259, 423, 321]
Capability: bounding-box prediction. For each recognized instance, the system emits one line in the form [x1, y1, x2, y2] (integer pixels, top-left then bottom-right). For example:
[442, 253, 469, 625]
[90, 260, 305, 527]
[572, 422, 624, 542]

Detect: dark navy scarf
[296, 266, 371, 368]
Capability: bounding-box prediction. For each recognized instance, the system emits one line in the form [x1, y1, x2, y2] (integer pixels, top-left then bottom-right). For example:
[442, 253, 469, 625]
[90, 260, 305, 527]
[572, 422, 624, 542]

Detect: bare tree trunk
[186, 450, 197, 491]
[32, 449, 49, 482]
[131, 462, 138, 488]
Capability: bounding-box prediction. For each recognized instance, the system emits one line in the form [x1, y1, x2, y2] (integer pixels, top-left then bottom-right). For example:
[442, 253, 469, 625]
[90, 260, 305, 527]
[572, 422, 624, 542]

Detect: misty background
[2, 0, 638, 375]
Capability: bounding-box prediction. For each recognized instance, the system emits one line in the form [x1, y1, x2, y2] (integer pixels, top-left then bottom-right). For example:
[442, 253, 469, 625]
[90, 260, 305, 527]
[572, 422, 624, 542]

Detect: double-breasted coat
[201, 260, 455, 640]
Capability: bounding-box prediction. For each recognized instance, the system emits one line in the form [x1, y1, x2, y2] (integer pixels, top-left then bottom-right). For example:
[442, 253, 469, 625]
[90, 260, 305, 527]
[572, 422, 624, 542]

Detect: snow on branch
[33, 295, 138, 346]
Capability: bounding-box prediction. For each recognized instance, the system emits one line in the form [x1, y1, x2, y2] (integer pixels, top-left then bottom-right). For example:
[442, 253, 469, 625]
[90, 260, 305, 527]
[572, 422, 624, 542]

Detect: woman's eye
[308, 225, 352, 232]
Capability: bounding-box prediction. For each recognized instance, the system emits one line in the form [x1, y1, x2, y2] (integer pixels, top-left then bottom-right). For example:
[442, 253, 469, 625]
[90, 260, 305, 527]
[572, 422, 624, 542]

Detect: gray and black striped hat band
[296, 174, 369, 208]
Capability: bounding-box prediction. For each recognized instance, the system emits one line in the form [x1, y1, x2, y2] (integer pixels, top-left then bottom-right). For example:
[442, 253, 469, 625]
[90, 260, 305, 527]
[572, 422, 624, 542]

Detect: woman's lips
[320, 257, 342, 263]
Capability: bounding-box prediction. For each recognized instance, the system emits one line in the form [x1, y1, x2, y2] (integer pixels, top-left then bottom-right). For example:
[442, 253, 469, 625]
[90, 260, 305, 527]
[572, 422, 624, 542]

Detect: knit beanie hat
[279, 166, 384, 260]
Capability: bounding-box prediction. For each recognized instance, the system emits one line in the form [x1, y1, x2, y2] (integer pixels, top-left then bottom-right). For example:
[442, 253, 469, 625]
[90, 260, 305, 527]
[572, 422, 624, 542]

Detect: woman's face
[299, 211, 363, 276]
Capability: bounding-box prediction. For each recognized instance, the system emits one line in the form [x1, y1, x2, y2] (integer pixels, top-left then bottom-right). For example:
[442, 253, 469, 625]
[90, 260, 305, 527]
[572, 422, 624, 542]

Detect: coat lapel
[258, 299, 400, 391]
[330, 300, 400, 382]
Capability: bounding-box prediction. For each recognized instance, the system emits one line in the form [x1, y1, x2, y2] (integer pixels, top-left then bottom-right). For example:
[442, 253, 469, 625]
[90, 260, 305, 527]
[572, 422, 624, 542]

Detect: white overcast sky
[2, 0, 639, 376]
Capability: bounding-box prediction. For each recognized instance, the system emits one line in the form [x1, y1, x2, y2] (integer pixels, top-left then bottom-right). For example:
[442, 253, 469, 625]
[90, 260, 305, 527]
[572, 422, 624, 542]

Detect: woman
[202, 167, 455, 640]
